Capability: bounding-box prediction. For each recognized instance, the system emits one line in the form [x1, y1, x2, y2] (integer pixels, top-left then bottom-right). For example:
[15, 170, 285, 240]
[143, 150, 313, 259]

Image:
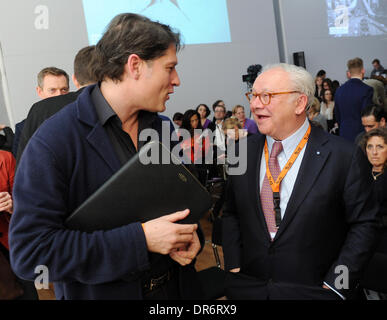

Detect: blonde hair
[347, 57, 363, 75]
[222, 117, 242, 131]
[308, 97, 321, 114]
[232, 105, 244, 115]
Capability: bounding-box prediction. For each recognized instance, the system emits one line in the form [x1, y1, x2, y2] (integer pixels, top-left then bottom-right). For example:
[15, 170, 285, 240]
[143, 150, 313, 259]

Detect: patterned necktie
[260, 141, 283, 238]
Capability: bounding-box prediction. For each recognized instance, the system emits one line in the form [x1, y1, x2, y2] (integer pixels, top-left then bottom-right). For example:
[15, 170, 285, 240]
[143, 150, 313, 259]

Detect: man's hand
[169, 230, 201, 266]
[0, 192, 13, 213]
[229, 268, 240, 273]
[142, 209, 197, 255]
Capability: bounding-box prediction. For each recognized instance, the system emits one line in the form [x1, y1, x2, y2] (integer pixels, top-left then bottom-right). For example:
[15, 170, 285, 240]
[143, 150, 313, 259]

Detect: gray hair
[262, 63, 315, 110]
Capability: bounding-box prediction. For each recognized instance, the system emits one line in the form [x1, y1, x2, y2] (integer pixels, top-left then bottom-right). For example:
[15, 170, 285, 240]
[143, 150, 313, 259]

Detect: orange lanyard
[264, 125, 311, 193]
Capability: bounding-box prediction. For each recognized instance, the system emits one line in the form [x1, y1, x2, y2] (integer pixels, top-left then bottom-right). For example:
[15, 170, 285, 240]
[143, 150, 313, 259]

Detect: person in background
[307, 97, 328, 131]
[0, 125, 14, 153]
[359, 127, 387, 299]
[212, 99, 225, 113]
[196, 103, 212, 130]
[355, 105, 386, 145]
[334, 57, 374, 142]
[0, 149, 27, 300]
[320, 89, 336, 132]
[370, 59, 385, 78]
[232, 105, 258, 135]
[206, 103, 227, 181]
[316, 69, 326, 80]
[172, 112, 183, 128]
[322, 78, 334, 93]
[35, 67, 70, 99]
[0, 150, 15, 252]
[180, 109, 210, 186]
[210, 117, 248, 220]
[212, 104, 227, 161]
[331, 80, 340, 95]
[314, 76, 324, 102]
[364, 76, 386, 111]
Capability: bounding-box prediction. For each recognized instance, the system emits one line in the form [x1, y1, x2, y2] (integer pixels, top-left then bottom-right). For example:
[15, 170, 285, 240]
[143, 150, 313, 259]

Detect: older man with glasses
[222, 63, 379, 300]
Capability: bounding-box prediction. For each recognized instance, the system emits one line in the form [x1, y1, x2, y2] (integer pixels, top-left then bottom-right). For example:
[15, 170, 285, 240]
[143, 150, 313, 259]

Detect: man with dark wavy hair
[10, 13, 202, 300]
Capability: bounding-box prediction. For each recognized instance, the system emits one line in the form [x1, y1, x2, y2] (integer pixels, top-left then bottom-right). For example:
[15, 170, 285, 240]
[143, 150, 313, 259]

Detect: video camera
[242, 64, 262, 85]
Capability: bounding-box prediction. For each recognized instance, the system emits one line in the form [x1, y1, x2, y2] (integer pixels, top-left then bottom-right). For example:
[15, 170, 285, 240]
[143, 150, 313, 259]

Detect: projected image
[327, 0, 387, 37]
[82, 0, 231, 45]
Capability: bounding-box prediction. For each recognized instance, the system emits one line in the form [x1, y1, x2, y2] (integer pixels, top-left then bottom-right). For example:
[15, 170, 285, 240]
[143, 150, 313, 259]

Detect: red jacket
[0, 150, 15, 250]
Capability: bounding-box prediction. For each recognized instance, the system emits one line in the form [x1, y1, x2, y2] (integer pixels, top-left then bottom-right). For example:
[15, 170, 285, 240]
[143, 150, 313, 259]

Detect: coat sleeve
[334, 95, 341, 127]
[323, 146, 379, 298]
[362, 85, 374, 110]
[9, 136, 150, 285]
[221, 178, 242, 271]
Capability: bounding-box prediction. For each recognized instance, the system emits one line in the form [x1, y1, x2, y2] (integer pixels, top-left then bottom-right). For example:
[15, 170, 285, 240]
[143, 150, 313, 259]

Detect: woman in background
[0, 150, 15, 252]
[0, 149, 25, 300]
[307, 97, 328, 131]
[320, 89, 336, 132]
[180, 109, 210, 185]
[360, 127, 387, 298]
[196, 103, 212, 130]
[314, 76, 324, 101]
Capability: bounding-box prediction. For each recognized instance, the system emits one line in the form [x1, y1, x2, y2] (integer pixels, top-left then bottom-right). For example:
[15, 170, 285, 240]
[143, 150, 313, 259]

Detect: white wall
[171, 0, 279, 119]
[0, 0, 279, 127]
[1, 0, 386, 128]
[279, 0, 387, 84]
[0, 0, 88, 127]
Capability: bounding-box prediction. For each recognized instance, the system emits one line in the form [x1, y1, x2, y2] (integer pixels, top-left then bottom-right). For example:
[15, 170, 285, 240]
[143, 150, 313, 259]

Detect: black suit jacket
[222, 124, 379, 300]
[16, 89, 84, 165]
[334, 78, 373, 142]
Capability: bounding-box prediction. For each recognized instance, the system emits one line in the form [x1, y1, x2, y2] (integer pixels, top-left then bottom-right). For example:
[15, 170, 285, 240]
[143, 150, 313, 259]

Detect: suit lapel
[76, 85, 121, 173]
[273, 126, 330, 241]
[248, 134, 273, 242]
[86, 123, 122, 173]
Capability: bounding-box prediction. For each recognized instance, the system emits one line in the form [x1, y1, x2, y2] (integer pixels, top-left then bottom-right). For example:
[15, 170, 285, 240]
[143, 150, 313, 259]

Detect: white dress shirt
[259, 118, 310, 237]
[214, 121, 226, 151]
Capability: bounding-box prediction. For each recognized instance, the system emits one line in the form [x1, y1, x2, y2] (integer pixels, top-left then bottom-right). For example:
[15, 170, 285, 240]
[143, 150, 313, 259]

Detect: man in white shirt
[213, 104, 226, 153]
[222, 63, 379, 300]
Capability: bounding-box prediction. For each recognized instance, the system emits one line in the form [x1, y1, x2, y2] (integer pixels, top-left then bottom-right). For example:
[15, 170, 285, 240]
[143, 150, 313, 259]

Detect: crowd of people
[0, 12, 386, 301]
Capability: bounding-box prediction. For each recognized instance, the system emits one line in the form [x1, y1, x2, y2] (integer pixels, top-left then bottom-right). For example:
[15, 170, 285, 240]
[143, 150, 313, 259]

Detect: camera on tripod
[242, 64, 262, 86]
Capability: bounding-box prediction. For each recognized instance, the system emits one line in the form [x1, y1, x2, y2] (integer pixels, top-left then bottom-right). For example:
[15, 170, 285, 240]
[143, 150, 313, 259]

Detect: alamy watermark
[34, 265, 49, 289]
[34, 5, 49, 30]
[334, 265, 349, 290]
[138, 122, 248, 176]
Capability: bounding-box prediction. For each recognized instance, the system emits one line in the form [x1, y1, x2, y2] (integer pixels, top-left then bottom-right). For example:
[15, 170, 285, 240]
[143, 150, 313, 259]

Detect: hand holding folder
[66, 141, 211, 232]
[142, 209, 201, 265]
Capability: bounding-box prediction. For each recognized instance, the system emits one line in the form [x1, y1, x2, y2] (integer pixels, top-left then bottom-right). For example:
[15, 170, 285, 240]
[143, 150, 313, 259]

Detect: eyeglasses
[245, 91, 300, 105]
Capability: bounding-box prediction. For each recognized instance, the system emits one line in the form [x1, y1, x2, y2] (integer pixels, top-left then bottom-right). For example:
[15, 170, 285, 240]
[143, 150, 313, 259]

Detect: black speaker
[293, 51, 306, 68]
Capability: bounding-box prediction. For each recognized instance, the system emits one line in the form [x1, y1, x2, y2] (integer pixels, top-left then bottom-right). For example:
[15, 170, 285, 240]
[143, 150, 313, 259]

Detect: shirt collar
[91, 82, 158, 128]
[91, 83, 116, 126]
[267, 118, 310, 159]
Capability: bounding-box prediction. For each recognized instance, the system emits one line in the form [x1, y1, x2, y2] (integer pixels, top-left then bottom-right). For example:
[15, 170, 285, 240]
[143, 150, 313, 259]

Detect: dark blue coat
[9, 85, 191, 300]
[334, 78, 373, 142]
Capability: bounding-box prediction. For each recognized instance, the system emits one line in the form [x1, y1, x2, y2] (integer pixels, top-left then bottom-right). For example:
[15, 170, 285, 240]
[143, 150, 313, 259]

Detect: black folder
[65, 141, 211, 232]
